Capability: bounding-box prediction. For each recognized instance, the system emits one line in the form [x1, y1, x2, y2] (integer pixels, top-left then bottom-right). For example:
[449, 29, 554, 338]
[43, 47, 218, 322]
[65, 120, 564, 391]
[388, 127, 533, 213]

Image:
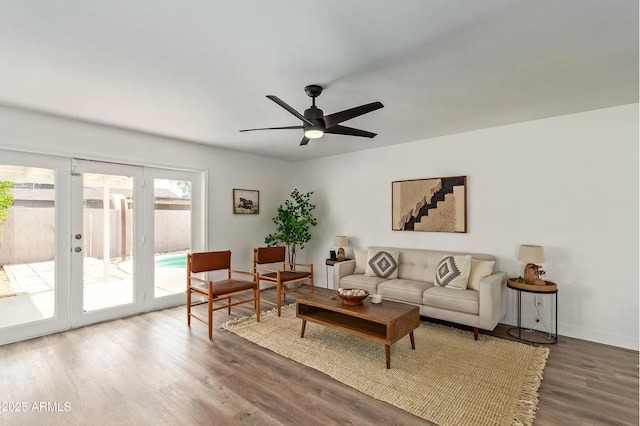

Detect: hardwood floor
[1, 288, 637, 425]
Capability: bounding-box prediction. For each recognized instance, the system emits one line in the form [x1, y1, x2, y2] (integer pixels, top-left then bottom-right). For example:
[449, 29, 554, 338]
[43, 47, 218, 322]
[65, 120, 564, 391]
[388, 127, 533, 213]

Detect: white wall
[0, 105, 292, 270]
[1, 103, 637, 350]
[293, 103, 639, 350]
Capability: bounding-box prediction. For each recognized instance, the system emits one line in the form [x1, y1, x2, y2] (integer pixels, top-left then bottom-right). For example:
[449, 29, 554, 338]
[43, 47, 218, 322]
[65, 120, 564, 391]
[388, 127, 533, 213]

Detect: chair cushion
[211, 279, 256, 296]
[260, 270, 310, 283]
[190, 279, 255, 296]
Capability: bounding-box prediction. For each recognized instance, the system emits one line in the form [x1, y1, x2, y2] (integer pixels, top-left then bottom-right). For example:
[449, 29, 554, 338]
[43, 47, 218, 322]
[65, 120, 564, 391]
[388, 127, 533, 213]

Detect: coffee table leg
[410, 331, 415, 350]
[385, 345, 391, 369]
[300, 319, 306, 338]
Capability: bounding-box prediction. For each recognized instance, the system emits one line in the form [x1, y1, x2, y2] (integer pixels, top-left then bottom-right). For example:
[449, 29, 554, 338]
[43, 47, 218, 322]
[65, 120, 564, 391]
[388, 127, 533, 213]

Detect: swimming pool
[155, 254, 187, 268]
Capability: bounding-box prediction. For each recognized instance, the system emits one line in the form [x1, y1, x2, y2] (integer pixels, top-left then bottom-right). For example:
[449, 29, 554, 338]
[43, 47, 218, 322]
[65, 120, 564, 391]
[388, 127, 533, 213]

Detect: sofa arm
[332, 260, 356, 290]
[478, 271, 508, 330]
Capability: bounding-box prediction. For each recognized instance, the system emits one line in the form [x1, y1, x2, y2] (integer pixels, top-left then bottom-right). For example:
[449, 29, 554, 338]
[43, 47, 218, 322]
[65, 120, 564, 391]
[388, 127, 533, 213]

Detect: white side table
[325, 258, 351, 289]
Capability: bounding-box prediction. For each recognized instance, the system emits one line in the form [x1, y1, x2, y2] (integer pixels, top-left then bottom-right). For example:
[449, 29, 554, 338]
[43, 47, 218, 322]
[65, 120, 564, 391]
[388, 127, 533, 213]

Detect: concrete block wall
[0, 207, 55, 264]
[0, 207, 190, 264]
[155, 210, 190, 253]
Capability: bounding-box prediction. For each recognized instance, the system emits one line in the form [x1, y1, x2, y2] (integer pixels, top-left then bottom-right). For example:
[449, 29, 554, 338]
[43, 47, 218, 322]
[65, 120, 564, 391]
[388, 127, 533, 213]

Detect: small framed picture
[233, 189, 259, 214]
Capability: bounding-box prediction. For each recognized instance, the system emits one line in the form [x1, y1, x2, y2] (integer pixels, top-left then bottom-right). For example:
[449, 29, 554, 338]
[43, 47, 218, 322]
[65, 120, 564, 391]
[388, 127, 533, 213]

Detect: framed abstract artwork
[233, 189, 259, 214]
[392, 176, 467, 233]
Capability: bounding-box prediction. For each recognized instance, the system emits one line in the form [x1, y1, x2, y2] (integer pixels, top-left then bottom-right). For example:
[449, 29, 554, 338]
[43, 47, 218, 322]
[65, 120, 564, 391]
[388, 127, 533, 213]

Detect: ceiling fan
[239, 85, 384, 146]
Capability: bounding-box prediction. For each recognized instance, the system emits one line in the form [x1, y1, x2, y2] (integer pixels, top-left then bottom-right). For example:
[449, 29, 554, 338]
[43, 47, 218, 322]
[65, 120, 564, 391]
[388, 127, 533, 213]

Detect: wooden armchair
[253, 246, 314, 316]
[187, 250, 260, 339]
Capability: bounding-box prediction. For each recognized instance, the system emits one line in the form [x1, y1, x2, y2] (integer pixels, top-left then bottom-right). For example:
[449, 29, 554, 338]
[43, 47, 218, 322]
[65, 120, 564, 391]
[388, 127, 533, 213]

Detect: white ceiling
[0, 1, 637, 162]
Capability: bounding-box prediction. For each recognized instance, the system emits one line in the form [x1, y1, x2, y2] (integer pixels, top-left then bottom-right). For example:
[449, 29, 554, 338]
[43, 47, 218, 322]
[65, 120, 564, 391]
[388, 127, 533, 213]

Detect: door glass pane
[82, 173, 133, 311]
[0, 165, 55, 326]
[154, 179, 191, 297]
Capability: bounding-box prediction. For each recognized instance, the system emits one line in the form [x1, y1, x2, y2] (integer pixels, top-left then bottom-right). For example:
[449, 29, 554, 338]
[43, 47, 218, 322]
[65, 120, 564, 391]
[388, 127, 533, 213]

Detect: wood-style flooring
[1, 288, 637, 425]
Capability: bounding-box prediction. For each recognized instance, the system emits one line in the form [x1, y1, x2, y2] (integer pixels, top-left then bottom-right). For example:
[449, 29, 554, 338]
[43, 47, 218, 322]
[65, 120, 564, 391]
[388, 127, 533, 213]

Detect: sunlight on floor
[0, 257, 186, 327]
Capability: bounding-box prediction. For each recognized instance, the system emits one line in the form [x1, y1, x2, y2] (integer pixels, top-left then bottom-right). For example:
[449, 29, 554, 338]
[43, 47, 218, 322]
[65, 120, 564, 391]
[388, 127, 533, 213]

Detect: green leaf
[264, 189, 317, 263]
[0, 181, 15, 236]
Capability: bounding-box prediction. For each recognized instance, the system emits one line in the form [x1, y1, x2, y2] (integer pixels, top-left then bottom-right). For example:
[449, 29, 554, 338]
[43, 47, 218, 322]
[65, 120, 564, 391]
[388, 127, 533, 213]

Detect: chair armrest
[230, 269, 257, 282]
[478, 271, 508, 330]
[285, 262, 313, 270]
[189, 276, 209, 285]
[284, 262, 313, 272]
[255, 266, 278, 274]
[332, 260, 356, 290]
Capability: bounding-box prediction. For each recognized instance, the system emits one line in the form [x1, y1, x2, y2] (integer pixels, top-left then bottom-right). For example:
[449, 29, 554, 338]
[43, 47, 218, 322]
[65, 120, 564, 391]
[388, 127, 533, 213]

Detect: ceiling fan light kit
[239, 84, 384, 146]
[304, 126, 324, 139]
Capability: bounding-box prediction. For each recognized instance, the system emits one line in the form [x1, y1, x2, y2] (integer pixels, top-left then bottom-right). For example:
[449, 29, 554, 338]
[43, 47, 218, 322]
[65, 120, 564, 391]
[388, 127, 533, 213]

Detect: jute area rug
[221, 304, 549, 426]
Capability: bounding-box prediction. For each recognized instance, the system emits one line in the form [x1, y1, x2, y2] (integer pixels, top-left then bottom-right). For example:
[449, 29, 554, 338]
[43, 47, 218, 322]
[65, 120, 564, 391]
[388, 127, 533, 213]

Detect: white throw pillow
[467, 259, 495, 291]
[435, 255, 471, 290]
[365, 248, 400, 279]
[353, 249, 367, 274]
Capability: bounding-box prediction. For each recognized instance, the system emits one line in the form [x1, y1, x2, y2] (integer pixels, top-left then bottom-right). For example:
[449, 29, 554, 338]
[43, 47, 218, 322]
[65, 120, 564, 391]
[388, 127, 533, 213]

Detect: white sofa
[333, 247, 508, 339]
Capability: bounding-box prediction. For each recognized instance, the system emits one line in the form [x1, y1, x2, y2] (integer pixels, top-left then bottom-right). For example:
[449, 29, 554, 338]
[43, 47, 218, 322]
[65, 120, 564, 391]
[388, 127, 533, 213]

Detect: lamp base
[523, 263, 541, 284]
[337, 247, 345, 262]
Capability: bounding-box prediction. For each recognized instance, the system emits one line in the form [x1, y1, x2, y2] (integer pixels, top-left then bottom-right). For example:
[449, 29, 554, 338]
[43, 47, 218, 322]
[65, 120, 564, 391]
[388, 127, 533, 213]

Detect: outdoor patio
[0, 256, 185, 327]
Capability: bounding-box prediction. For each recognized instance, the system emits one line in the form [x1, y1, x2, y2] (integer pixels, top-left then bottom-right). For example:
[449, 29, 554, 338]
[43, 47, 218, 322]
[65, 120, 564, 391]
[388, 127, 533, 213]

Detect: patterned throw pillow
[435, 255, 471, 289]
[365, 249, 400, 279]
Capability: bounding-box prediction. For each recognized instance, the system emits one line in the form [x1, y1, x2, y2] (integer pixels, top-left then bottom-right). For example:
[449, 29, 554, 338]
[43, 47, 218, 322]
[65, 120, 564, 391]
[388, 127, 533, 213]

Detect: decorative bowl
[336, 288, 370, 305]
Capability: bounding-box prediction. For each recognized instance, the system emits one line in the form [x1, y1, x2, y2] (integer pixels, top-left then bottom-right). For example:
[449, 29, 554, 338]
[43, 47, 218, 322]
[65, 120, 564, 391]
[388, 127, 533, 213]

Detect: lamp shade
[517, 245, 545, 263]
[334, 236, 349, 247]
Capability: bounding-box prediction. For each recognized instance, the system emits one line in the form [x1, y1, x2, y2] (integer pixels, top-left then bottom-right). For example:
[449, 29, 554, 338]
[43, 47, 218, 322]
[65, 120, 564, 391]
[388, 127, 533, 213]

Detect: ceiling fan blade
[324, 125, 377, 138]
[323, 101, 384, 128]
[266, 95, 315, 126]
[239, 125, 303, 132]
[300, 136, 310, 146]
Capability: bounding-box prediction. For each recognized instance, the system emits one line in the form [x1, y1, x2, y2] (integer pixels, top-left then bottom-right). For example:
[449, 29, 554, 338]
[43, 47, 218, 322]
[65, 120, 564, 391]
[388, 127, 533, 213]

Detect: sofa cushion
[378, 279, 433, 304]
[435, 255, 471, 289]
[365, 249, 400, 279]
[353, 249, 367, 274]
[396, 249, 438, 282]
[423, 286, 479, 315]
[467, 259, 495, 291]
[339, 274, 387, 295]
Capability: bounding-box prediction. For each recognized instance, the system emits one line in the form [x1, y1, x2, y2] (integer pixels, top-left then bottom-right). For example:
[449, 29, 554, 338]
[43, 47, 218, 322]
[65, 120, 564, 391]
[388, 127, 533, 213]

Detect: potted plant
[265, 189, 317, 267]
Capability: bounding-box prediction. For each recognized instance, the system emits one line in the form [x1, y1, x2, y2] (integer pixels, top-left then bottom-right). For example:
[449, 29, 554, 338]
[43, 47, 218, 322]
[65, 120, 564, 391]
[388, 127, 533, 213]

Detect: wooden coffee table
[295, 294, 420, 369]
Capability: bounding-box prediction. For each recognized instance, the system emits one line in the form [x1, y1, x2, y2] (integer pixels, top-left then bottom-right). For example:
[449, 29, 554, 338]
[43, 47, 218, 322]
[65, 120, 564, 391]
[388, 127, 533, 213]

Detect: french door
[0, 152, 203, 344]
[70, 160, 203, 327]
[0, 150, 70, 344]
[144, 166, 203, 310]
[69, 160, 145, 326]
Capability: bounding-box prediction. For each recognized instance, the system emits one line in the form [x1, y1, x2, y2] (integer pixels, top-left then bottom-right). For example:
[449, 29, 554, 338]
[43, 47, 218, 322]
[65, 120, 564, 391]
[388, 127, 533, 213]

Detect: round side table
[506, 278, 558, 344]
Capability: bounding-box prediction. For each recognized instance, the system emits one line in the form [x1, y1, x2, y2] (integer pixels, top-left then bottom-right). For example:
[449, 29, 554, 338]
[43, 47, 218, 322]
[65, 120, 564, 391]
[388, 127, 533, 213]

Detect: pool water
[155, 255, 187, 268]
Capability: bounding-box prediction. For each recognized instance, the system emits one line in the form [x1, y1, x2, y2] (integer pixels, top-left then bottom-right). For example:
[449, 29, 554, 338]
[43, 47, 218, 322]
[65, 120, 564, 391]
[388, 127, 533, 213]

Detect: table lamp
[334, 236, 349, 261]
[517, 244, 546, 284]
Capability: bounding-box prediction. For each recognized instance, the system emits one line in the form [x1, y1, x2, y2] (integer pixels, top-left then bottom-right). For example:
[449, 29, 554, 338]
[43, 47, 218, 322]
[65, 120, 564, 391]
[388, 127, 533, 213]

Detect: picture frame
[233, 189, 259, 214]
[392, 176, 467, 233]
